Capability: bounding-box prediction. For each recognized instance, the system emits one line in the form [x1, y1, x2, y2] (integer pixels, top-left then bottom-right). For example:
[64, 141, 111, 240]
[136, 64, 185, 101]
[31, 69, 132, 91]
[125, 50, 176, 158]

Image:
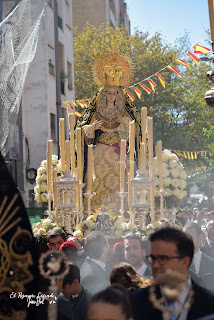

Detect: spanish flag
[167, 65, 181, 78]
[82, 100, 88, 107]
[147, 79, 157, 93]
[185, 51, 200, 67]
[194, 44, 210, 54]
[175, 59, 190, 69]
[63, 101, 75, 111]
[139, 82, 151, 94]
[72, 100, 78, 108]
[125, 89, 135, 101]
[78, 101, 86, 108]
[133, 87, 142, 99]
[75, 110, 82, 117]
[155, 72, 165, 88]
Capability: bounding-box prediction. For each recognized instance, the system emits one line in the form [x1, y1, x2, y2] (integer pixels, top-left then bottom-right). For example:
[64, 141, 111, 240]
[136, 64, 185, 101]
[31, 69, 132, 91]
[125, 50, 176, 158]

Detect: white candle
[157, 140, 163, 189]
[129, 121, 135, 177]
[59, 118, 65, 171]
[140, 142, 146, 171]
[47, 140, 53, 191]
[128, 172, 132, 208]
[141, 107, 147, 145]
[147, 117, 154, 207]
[120, 139, 126, 190]
[75, 167, 80, 207]
[87, 145, 93, 193]
[65, 140, 70, 172]
[69, 113, 75, 175]
[76, 128, 82, 181]
[53, 168, 57, 208]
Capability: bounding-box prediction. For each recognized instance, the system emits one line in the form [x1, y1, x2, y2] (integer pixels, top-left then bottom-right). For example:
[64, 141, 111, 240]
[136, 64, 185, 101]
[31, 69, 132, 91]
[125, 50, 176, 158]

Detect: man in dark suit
[202, 220, 214, 259]
[183, 221, 214, 291]
[80, 231, 110, 294]
[58, 263, 91, 320]
[124, 233, 152, 278]
[130, 227, 214, 320]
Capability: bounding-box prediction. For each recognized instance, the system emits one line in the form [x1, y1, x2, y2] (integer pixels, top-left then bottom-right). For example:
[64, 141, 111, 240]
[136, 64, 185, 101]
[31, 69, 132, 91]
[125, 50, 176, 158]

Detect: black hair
[183, 221, 204, 237]
[89, 284, 132, 320]
[47, 227, 66, 242]
[62, 263, 80, 288]
[84, 231, 108, 259]
[124, 232, 146, 250]
[149, 227, 194, 265]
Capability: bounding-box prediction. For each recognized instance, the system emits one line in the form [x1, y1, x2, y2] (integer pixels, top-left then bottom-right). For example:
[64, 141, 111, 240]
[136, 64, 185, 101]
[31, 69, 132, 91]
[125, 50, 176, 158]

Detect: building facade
[72, 0, 130, 34]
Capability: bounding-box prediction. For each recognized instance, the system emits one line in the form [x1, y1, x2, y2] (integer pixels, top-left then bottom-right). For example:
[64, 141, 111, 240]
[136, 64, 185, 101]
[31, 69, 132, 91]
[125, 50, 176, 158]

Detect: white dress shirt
[192, 250, 202, 274]
[161, 277, 192, 320]
[136, 263, 147, 276]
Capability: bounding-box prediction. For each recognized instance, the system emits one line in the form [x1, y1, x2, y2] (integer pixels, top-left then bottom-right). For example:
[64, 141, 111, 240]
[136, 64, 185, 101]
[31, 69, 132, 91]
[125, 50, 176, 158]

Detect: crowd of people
[38, 206, 214, 320]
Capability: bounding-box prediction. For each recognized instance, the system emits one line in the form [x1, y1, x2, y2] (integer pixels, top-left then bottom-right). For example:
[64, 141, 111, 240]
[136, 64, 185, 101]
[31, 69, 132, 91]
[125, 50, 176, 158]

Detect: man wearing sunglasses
[130, 227, 214, 320]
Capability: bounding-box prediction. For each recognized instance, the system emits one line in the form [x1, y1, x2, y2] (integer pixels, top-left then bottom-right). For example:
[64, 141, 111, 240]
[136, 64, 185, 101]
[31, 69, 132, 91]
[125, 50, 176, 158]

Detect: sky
[125, 0, 211, 49]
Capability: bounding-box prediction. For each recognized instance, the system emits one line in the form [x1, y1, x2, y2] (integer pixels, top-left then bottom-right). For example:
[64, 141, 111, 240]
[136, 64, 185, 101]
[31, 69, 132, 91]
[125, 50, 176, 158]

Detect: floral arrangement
[72, 208, 146, 239]
[32, 218, 58, 247]
[34, 155, 62, 205]
[154, 149, 187, 200]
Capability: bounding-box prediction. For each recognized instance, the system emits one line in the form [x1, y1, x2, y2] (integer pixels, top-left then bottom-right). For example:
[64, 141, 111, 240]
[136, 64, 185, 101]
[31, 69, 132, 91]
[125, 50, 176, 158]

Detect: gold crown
[93, 51, 133, 88]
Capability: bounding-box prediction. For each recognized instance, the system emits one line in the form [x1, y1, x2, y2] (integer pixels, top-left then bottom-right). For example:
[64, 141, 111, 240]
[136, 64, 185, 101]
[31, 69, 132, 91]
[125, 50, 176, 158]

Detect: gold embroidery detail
[98, 132, 121, 146]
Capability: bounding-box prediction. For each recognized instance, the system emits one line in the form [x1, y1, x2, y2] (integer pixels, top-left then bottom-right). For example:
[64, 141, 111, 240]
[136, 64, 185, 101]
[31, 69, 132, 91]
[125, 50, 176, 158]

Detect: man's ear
[183, 256, 191, 268]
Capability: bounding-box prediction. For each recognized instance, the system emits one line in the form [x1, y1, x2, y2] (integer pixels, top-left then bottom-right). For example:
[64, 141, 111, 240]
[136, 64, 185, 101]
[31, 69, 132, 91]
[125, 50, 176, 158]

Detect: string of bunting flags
[58, 44, 210, 117]
[170, 149, 213, 160]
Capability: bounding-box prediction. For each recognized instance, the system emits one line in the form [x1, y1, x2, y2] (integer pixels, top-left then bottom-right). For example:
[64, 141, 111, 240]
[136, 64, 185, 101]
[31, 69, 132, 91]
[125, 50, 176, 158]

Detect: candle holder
[157, 188, 167, 219]
[84, 191, 96, 216]
[79, 180, 86, 222]
[127, 208, 135, 225]
[117, 189, 128, 222]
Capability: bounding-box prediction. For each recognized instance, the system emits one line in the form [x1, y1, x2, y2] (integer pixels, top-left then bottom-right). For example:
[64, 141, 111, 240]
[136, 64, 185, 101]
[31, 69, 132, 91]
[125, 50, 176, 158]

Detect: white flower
[153, 221, 162, 228]
[76, 223, 82, 231]
[41, 193, 48, 202]
[36, 176, 42, 184]
[171, 179, 180, 188]
[33, 227, 39, 234]
[34, 232, 41, 238]
[125, 222, 135, 231]
[170, 153, 179, 161]
[56, 162, 62, 174]
[171, 168, 179, 178]
[163, 177, 171, 187]
[39, 228, 46, 235]
[34, 185, 40, 194]
[180, 170, 186, 180]
[147, 224, 153, 230]
[177, 163, 184, 171]
[163, 149, 171, 155]
[34, 193, 41, 202]
[40, 182, 48, 192]
[162, 153, 171, 162]
[169, 160, 178, 168]
[182, 190, 187, 198]
[73, 230, 83, 238]
[162, 162, 169, 170]
[163, 167, 170, 177]
[42, 218, 53, 231]
[114, 229, 123, 238]
[85, 218, 94, 229]
[165, 188, 172, 196]
[38, 167, 46, 175]
[52, 155, 58, 166]
[179, 179, 187, 190]
[41, 174, 47, 181]
[41, 160, 47, 168]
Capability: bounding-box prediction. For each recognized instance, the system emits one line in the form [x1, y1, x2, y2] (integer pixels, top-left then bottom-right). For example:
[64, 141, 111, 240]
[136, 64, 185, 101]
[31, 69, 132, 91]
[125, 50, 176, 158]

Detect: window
[50, 113, 56, 142]
[67, 62, 73, 90]
[49, 61, 55, 75]
[65, 2, 71, 28]
[58, 16, 63, 30]
[48, 45, 55, 75]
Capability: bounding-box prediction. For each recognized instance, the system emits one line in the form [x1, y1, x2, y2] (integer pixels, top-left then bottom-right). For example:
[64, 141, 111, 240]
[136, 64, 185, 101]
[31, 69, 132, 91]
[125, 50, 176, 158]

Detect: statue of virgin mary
[76, 52, 141, 214]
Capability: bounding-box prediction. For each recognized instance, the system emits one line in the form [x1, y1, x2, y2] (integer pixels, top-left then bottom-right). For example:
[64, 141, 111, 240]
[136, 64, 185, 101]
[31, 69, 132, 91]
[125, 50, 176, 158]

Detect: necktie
[168, 302, 177, 320]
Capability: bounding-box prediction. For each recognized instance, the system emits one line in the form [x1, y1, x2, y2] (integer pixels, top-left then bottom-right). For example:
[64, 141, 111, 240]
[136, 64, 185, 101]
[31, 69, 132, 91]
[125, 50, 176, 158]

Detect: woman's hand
[92, 120, 103, 130]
